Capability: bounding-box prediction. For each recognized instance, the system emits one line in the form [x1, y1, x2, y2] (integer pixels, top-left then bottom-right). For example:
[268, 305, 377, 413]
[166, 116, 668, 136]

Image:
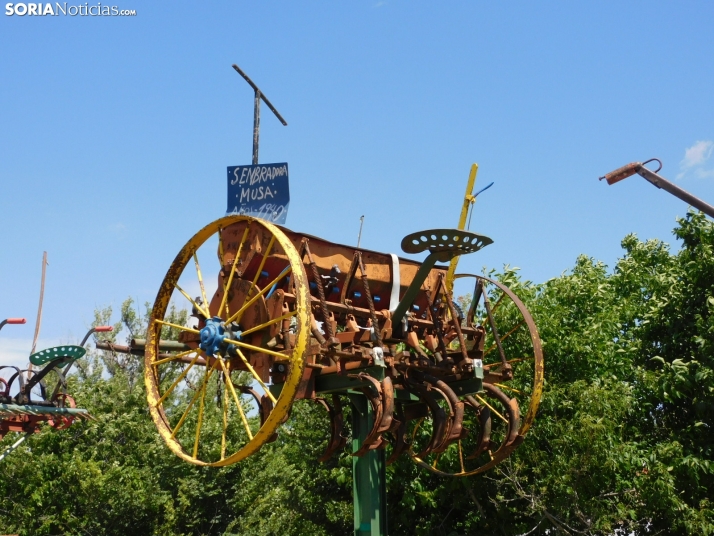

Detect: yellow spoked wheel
[408, 274, 543, 476]
[145, 215, 310, 466]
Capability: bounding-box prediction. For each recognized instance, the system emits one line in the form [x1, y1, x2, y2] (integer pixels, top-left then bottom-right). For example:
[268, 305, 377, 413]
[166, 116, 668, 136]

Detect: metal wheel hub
[199, 317, 233, 356]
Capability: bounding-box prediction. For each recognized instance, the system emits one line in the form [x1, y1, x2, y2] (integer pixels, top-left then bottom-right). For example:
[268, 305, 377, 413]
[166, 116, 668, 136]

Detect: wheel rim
[145, 215, 310, 466]
[408, 274, 544, 477]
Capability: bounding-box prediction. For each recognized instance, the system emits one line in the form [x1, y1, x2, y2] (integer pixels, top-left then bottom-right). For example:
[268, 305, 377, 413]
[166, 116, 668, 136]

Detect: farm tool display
[0, 321, 112, 461]
[138, 215, 544, 476]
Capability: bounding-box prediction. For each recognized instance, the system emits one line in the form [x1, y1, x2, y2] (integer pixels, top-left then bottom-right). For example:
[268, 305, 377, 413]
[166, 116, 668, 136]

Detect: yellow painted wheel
[144, 215, 310, 466]
[408, 274, 544, 477]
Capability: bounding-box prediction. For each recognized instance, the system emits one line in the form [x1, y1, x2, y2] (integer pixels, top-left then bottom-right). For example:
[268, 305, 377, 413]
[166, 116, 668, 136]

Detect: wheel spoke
[483, 321, 525, 357]
[230, 346, 277, 404]
[482, 291, 507, 367]
[487, 288, 507, 316]
[153, 349, 197, 367]
[225, 266, 292, 325]
[156, 352, 203, 406]
[458, 440, 466, 473]
[250, 235, 275, 289]
[221, 380, 228, 460]
[224, 338, 289, 361]
[192, 374, 208, 458]
[239, 310, 297, 338]
[494, 383, 523, 395]
[175, 282, 210, 319]
[193, 252, 209, 313]
[474, 394, 508, 424]
[171, 361, 217, 439]
[484, 356, 534, 368]
[154, 319, 199, 335]
[217, 358, 254, 440]
[219, 226, 251, 318]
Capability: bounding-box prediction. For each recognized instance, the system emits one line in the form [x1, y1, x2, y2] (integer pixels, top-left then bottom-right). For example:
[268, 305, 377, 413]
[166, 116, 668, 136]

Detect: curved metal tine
[0, 366, 24, 396]
[405, 377, 447, 458]
[237, 385, 265, 423]
[315, 396, 347, 462]
[25, 359, 69, 395]
[482, 383, 521, 450]
[423, 374, 466, 451]
[386, 404, 408, 466]
[349, 373, 385, 457]
[467, 278, 483, 326]
[377, 376, 396, 434]
[236, 383, 278, 443]
[464, 395, 492, 460]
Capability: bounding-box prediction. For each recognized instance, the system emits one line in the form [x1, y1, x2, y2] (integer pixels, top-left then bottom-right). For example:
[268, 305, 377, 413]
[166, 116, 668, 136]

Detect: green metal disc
[29, 345, 86, 366]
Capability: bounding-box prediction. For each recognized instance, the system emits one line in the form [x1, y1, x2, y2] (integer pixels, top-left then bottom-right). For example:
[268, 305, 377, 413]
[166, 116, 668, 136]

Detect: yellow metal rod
[218, 228, 225, 266]
[224, 338, 289, 361]
[445, 164, 478, 293]
[192, 376, 208, 458]
[219, 225, 251, 318]
[171, 362, 216, 439]
[193, 252, 209, 314]
[233, 347, 277, 404]
[221, 381, 228, 460]
[483, 356, 534, 368]
[239, 310, 296, 338]
[217, 358, 253, 440]
[474, 394, 508, 424]
[494, 383, 523, 395]
[250, 235, 275, 289]
[154, 319, 199, 335]
[175, 283, 210, 319]
[458, 440, 466, 474]
[153, 349, 196, 367]
[483, 321, 525, 357]
[224, 266, 293, 326]
[156, 352, 203, 407]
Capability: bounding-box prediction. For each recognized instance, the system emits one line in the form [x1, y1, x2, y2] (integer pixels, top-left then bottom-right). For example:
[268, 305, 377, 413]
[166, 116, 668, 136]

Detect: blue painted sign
[226, 163, 290, 224]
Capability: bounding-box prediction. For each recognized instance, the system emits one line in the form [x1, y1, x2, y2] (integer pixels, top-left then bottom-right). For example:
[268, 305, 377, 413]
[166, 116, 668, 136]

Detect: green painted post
[349, 393, 388, 536]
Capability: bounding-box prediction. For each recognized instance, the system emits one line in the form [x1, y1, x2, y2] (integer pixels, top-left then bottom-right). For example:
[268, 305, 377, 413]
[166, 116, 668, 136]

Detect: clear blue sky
[1, 1, 713, 356]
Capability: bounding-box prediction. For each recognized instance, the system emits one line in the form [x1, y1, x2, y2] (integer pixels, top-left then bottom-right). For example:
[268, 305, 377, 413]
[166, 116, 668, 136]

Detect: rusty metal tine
[303, 240, 335, 343]
[356, 252, 383, 348]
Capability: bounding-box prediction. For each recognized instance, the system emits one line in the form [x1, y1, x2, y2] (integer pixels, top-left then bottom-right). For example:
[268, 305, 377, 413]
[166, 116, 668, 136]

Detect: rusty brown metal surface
[131, 215, 543, 474]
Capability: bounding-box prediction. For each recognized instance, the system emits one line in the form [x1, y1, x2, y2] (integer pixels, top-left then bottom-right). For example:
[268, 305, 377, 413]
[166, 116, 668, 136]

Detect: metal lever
[0, 318, 26, 333]
[600, 159, 714, 219]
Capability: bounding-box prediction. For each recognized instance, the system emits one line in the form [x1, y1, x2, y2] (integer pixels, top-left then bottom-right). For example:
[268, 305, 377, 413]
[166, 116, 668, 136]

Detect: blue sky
[1, 1, 713, 361]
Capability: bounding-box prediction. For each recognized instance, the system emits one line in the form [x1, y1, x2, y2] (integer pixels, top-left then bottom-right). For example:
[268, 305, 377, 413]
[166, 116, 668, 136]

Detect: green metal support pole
[349, 393, 387, 536]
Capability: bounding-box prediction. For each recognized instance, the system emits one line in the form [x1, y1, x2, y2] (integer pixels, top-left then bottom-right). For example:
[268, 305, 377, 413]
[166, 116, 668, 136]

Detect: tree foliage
[1, 212, 712, 535]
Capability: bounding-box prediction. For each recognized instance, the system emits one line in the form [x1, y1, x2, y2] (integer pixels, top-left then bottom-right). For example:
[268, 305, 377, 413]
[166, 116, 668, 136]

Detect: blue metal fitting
[200, 317, 229, 356]
[353, 291, 362, 299]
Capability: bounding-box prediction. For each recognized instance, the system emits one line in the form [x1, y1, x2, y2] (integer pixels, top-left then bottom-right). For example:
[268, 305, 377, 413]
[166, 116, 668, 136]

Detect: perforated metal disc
[401, 229, 493, 262]
[30, 345, 86, 366]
